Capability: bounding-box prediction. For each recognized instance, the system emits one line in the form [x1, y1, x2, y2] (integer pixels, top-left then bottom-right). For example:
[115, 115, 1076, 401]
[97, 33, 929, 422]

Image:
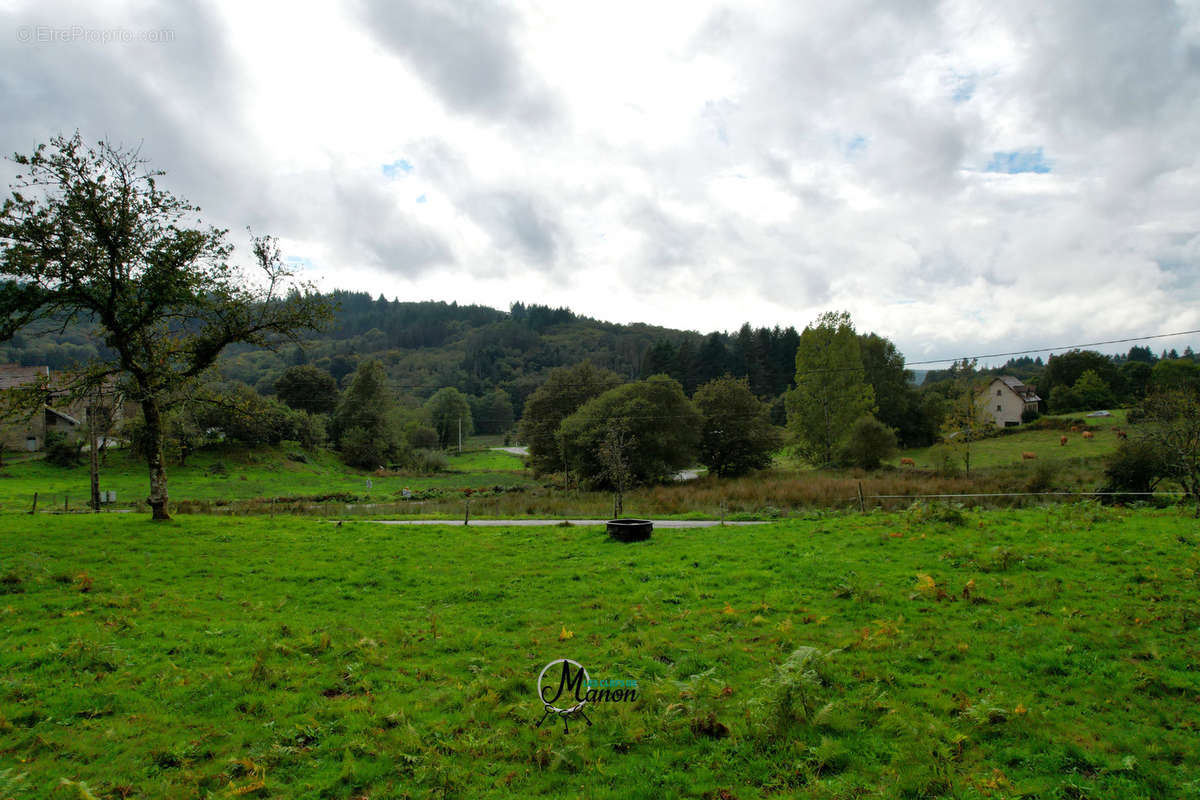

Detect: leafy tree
[1070, 369, 1116, 411]
[425, 387, 473, 450]
[192, 383, 299, 447]
[597, 421, 635, 517]
[1126, 345, 1157, 364]
[0, 133, 330, 519]
[470, 388, 515, 435]
[940, 360, 991, 474]
[330, 360, 401, 467]
[1120, 361, 1154, 403]
[1135, 389, 1200, 507]
[859, 332, 933, 446]
[785, 311, 874, 466]
[1042, 350, 1118, 410]
[518, 362, 621, 475]
[558, 375, 702, 487]
[275, 365, 339, 414]
[1150, 358, 1200, 393]
[837, 415, 898, 470]
[693, 375, 782, 477]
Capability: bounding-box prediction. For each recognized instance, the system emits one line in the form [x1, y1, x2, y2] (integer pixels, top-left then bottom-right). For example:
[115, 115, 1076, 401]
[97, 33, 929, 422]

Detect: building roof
[0, 364, 49, 391]
[992, 375, 1041, 403]
[44, 405, 81, 426]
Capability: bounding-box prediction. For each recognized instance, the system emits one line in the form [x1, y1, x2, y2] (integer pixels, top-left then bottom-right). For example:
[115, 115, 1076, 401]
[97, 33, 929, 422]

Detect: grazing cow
[1070, 426, 1080, 433]
[1060, 435, 1068, 446]
[1082, 431, 1094, 439]
[1022, 451, 1037, 460]
[1116, 429, 1128, 440]
[900, 457, 915, 467]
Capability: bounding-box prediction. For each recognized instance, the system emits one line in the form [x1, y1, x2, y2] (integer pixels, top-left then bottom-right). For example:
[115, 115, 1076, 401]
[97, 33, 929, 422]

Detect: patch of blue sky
[950, 74, 975, 104]
[985, 148, 1051, 174]
[415, 194, 427, 203]
[284, 255, 316, 270]
[381, 158, 413, 178]
[844, 134, 868, 157]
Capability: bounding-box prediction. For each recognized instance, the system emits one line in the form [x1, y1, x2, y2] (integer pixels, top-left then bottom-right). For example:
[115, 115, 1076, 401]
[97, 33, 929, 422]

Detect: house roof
[992, 375, 1041, 403]
[0, 364, 49, 391]
[44, 405, 80, 426]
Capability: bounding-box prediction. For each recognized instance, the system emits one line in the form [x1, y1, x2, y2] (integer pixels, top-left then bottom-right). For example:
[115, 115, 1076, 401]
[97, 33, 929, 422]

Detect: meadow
[0, 446, 537, 516]
[0, 411, 1148, 522]
[1, 506, 1198, 798]
[892, 411, 1128, 471]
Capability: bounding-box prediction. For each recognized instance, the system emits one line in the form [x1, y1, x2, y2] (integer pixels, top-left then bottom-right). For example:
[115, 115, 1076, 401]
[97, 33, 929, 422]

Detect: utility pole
[88, 391, 100, 512]
[457, 416, 462, 455]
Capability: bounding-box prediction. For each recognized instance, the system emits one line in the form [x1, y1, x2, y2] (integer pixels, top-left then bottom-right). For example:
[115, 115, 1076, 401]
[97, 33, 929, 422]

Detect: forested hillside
[0, 292, 804, 418]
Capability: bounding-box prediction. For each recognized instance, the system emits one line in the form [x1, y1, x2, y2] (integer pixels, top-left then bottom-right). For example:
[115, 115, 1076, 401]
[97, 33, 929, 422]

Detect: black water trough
[607, 518, 653, 542]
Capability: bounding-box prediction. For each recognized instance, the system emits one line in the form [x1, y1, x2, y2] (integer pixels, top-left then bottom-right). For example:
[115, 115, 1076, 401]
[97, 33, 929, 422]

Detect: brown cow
[900, 457, 915, 467]
[1116, 429, 1128, 440]
[1060, 435, 1068, 446]
[1070, 426, 1080, 433]
[1022, 451, 1037, 460]
[1082, 431, 1094, 439]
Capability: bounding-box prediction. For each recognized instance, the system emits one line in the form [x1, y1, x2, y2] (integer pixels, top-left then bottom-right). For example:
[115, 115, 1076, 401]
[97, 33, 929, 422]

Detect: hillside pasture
[893, 410, 1129, 470]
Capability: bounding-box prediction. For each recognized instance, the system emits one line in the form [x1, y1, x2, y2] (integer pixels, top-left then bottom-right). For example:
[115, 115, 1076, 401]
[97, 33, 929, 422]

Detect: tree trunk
[141, 398, 171, 520]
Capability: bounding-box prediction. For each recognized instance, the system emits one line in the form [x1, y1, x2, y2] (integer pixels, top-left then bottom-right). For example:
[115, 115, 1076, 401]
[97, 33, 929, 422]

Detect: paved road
[370, 519, 765, 527]
[491, 446, 529, 456]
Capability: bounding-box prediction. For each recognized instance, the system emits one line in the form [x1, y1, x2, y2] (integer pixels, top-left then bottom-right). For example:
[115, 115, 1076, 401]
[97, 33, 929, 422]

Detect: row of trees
[519, 364, 781, 490]
[924, 346, 1200, 415]
[517, 312, 928, 492]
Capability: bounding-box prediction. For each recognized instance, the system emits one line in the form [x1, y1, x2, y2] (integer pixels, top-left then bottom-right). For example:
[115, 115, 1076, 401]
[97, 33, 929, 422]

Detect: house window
[996, 389, 1002, 396]
[996, 405, 1002, 411]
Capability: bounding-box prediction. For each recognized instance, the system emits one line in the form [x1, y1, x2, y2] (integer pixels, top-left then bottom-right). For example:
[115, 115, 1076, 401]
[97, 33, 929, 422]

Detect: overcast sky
[3, 0, 1198, 364]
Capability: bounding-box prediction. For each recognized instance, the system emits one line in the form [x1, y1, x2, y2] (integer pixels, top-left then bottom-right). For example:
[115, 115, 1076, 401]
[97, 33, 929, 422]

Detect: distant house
[980, 376, 1041, 428]
[0, 364, 125, 451]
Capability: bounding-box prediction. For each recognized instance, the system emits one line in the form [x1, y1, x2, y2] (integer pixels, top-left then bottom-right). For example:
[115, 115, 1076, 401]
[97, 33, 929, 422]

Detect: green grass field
[2, 506, 1197, 798]
[0, 444, 534, 514]
[893, 411, 1129, 470]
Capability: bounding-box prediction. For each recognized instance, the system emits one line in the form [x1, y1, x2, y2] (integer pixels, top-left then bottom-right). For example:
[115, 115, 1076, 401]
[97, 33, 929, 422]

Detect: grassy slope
[0, 445, 533, 512]
[1, 507, 1197, 799]
[893, 410, 1129, 470]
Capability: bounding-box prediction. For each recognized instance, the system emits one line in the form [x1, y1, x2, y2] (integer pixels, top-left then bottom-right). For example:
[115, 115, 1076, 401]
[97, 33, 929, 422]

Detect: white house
[980, 376, 1041, 428]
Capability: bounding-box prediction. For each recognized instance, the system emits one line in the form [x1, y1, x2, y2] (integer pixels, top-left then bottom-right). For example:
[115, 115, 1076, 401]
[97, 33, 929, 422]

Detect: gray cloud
[1, 0, 1197, 356]
[357, 0, 560, 126]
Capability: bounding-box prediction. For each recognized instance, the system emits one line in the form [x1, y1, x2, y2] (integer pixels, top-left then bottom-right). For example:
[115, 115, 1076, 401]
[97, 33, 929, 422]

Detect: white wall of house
[979, 379, 1029, 427]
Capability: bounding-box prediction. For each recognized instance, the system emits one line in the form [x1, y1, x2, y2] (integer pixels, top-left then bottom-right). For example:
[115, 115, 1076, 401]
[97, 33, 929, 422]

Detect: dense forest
[0, 292, 806, 418]
[2, 292, 1196, 443]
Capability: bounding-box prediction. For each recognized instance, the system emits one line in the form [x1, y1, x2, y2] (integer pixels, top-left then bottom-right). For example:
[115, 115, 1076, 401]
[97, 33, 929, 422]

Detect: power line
[906, 329, 1200, 367]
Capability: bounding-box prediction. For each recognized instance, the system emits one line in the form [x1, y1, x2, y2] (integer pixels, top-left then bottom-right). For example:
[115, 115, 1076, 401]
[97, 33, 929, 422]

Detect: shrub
[404, 424, 439, 451]
[340, 426, 387, 470]
[1025, 460, 1059, 494]
[837, 415, 897, 470]
[1101, 438, 1168, 502]
[407, 449, 448, 474]
[1020, 406, 1040, 424]
[43, 431, 83, 467]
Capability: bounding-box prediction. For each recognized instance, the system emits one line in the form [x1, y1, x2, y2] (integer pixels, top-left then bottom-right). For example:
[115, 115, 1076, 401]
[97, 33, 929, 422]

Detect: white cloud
[1, 0, 1198, 363]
